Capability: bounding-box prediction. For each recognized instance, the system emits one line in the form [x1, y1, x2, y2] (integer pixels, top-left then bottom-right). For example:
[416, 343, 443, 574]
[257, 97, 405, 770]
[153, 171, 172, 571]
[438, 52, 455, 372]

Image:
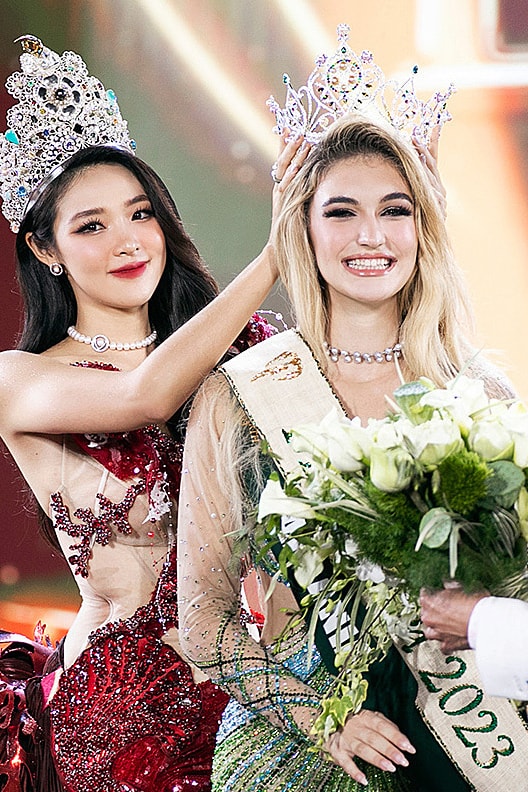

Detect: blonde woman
[178, 115, 517, 792]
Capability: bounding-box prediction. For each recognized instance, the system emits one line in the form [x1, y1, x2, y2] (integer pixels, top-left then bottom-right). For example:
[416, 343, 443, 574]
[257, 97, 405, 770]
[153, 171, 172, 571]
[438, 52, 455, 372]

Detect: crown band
[23, 142, 133, 220]
[0, 35, 136, 232]
[267, 24, 455, 148]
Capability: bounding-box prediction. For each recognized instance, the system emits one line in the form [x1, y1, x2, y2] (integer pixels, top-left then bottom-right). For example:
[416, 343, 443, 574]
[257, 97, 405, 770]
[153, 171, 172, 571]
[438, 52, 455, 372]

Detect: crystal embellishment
[267, 24, 455, 148]
[0, 35, 136, 232]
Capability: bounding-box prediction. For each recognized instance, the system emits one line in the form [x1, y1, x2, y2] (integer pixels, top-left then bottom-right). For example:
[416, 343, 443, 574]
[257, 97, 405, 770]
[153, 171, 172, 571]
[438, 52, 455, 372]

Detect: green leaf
[416, 507, 453, 550]
[485, 461, 525, 509]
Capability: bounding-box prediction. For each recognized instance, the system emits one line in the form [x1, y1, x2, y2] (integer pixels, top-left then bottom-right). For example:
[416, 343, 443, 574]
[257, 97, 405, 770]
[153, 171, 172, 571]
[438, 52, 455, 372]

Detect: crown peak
[0, 36, 135, 232]
[15, 35, 44, 56]
[268, 24, 455, 149]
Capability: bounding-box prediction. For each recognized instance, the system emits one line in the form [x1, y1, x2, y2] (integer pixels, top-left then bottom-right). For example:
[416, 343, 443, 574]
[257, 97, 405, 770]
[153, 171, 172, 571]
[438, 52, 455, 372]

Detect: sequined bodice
[47, 418, 182, 667]
[50, 426, 181, 573]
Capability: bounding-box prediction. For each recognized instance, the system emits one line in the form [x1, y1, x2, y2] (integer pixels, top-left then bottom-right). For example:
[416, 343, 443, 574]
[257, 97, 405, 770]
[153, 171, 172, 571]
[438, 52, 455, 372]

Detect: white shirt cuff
[468, 596, 528, 699]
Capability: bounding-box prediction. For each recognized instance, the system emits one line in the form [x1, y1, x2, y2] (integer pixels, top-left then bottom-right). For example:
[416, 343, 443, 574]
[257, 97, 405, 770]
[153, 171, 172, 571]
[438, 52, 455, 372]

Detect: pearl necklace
[67, 325, 157, 353]
[323, 340, 402, 364]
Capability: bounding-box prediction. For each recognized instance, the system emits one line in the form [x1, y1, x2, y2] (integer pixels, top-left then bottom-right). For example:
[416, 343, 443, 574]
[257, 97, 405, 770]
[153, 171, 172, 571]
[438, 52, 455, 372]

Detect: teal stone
[5, 129, 19, 145]
[107, 89, 116, 102]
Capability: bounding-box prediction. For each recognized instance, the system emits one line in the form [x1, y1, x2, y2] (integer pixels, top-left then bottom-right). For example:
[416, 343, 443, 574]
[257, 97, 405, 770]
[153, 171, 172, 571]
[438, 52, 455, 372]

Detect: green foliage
[435, 449, 490, 516]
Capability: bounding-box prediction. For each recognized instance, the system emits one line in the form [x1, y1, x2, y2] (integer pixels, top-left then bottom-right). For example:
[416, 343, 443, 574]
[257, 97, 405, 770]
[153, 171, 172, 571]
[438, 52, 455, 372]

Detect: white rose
[403, 415, 463, 468]
[501, 402, 528, 467]
[468, 418, 514, 461]
[369, 446, 415, 492]
[289, 421, 329, 457]
[420, 376, 490, 431]
[371, 419, 409, 450]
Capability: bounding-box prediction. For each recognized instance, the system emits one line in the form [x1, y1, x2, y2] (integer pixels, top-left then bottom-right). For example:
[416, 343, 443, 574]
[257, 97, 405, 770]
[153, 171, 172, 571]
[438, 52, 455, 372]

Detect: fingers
[325, 709, 415, 784]
[420, 587, 486, 652]
[270, 131, 311, 192]
[412, 130, 447, 219]
[428, 125, 441, 163]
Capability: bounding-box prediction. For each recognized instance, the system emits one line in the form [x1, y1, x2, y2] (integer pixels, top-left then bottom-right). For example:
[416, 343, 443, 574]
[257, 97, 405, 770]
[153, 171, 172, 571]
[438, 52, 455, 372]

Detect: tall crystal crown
[0, 35, 136, 232]
[267, 24, 455, 148]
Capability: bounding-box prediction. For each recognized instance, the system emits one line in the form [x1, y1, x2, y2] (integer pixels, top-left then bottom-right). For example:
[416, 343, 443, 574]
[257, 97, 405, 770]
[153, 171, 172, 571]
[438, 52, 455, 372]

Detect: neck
[327, 300, 400, 353]
[74, 305, 152, 341]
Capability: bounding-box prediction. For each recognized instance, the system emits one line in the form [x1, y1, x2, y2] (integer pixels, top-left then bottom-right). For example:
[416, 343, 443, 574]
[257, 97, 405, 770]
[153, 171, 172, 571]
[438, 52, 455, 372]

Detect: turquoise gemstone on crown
[5, 129, 19, 145]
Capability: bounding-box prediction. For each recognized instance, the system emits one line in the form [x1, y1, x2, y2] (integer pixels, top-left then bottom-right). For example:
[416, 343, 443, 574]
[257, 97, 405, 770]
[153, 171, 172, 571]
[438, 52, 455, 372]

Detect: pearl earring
[49, 262, 64, 276]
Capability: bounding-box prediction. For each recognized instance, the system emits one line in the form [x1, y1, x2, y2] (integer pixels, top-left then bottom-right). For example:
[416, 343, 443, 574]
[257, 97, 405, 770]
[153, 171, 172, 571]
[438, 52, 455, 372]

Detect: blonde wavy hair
[274, 115, 476, 386]
[198, 116, 513, 527]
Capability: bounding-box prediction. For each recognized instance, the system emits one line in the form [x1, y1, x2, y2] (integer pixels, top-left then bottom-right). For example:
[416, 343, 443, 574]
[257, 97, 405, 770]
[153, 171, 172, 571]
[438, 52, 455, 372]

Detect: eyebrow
[321, 191, 413, 207]
[67, 193, 149, 224]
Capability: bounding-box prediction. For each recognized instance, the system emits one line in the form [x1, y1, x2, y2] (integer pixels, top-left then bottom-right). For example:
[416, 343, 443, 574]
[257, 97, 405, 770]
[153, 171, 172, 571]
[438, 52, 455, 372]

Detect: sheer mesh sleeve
[177, 374, 322, 740]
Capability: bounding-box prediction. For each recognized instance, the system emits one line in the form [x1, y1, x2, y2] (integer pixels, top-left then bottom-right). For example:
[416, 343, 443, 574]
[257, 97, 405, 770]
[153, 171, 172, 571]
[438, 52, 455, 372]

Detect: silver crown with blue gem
[267, 24, 455, 148]
[0, 35, 136, 232]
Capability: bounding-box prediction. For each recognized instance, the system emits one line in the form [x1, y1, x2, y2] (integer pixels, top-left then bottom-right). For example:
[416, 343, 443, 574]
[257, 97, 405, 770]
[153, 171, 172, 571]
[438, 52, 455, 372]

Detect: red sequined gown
[0, 316, 275, 792]
[45, 421, 228, 792]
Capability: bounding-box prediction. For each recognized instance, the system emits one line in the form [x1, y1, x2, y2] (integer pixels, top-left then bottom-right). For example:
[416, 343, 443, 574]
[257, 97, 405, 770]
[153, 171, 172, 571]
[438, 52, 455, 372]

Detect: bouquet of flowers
[256, 375, 528, 742]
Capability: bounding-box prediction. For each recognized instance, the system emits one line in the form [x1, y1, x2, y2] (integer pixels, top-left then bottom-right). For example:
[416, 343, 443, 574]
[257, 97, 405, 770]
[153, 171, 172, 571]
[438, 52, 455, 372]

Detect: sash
[222, 329, 528, 792]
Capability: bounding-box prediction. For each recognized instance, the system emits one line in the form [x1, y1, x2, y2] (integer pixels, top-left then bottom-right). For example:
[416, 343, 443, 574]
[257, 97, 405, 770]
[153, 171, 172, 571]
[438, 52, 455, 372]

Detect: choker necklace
[323, 341, 402, 364]
[67, 326, 157, 353]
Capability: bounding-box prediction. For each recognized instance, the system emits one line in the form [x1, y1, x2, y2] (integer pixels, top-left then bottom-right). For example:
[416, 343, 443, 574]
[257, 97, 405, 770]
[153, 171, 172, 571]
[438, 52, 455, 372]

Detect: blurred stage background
[0, 0, 527, 642]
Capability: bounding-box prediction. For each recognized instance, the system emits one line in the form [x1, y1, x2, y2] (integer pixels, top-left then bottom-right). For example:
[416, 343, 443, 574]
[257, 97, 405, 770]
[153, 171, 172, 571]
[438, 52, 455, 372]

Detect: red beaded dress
[0, 316, 274, 792]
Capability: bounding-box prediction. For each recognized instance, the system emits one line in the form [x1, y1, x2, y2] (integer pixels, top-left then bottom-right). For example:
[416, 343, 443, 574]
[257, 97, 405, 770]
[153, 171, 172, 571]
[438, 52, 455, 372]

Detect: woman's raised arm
[0, 137, 310, 438]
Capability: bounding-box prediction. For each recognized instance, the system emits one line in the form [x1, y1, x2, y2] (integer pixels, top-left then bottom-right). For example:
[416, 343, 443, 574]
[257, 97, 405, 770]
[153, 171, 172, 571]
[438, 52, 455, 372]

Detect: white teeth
[345, 257, 391, 270]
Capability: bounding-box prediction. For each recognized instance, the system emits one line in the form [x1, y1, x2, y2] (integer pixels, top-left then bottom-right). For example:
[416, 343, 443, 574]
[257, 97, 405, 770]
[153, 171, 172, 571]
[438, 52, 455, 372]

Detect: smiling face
[308, 155, 418, 313]
[40, 163, 166, 314]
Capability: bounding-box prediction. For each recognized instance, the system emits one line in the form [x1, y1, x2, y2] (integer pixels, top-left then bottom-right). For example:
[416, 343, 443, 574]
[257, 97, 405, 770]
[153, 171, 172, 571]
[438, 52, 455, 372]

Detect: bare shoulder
[0, 349, 37, 386]
[0, 350, 49, 429]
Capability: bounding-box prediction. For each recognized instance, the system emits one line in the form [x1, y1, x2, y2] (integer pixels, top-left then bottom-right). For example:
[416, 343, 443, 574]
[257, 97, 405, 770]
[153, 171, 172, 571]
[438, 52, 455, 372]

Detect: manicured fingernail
[395, 755, 409, 767]
[381, 760, 396, 772]
[403, 741, 416, 754]
[358, 774, 368, 786]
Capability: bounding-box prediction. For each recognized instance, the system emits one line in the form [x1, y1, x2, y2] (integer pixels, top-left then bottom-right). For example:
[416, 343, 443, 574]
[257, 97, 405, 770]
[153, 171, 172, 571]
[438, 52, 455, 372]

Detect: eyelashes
[73, 205, 154, 233]
[75, 218, 103, 233]
[322, 205, 413, 219]
[382, 206, 413, 217]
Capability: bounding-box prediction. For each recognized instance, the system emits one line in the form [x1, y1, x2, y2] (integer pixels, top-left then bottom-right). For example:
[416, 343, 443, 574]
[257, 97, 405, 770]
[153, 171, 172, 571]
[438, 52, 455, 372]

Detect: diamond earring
[49, 262, 64, 276]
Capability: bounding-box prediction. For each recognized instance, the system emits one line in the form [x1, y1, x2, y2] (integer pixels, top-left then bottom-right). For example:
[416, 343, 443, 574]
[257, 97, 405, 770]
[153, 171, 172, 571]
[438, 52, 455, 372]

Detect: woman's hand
[420, 587, 488, 654]
[269, 130, 310, 232]
[324, 709, 415, 786]
[413, 126, 446, 219]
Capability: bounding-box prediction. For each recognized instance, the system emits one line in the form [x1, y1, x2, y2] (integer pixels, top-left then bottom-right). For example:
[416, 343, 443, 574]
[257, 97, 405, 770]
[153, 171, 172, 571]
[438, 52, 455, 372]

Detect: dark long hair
[16, 145, 219, 355]
[15, 145, 219, 546]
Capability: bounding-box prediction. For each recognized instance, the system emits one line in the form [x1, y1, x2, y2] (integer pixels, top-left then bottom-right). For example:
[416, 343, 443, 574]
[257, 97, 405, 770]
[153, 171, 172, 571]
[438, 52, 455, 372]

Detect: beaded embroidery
[49, 361, 183, 577]
[50, 481, 144, 577]
[48, 521, 229, 790]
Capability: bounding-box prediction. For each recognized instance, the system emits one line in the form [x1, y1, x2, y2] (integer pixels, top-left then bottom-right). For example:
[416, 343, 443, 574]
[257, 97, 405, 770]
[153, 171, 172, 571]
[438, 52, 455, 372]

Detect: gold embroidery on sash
[250, 351, 303, 382]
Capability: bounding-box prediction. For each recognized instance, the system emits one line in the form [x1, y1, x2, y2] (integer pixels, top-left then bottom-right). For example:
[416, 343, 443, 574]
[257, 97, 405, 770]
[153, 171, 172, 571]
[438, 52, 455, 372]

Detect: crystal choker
[67, 326, 157, 353]
[323, 340, 402, 364]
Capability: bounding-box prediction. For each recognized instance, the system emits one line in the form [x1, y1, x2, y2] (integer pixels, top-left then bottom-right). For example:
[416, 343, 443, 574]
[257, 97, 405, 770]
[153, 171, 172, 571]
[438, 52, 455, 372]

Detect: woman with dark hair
[0, 37, 303, 792]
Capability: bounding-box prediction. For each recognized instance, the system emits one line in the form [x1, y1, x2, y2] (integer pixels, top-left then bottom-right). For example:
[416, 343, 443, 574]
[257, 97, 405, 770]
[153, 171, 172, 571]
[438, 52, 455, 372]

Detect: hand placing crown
[267, 23, 455, 148]
[0, 35, 136, 232]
